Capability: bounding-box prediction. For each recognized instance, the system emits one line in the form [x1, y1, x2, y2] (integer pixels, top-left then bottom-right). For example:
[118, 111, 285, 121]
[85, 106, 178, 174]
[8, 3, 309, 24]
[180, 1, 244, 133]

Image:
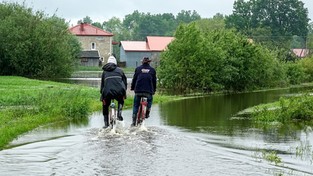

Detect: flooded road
[1, 85, 313, 175]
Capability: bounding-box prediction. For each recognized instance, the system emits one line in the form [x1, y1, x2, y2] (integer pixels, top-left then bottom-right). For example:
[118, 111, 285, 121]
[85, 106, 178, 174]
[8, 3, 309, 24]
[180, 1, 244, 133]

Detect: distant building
[292, 48, 310, 58]
[120, 36, 174, 68]
[69, 23, 114, 67]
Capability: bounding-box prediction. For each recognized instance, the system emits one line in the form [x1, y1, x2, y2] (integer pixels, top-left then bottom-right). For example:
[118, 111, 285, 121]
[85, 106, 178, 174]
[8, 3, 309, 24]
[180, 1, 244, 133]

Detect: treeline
[79, 10, 202, 57]
[0, 2, 81, 78]
[158, 22, 313, 93]
[80, 10, 201, 41]
[158, 0, 313, 93]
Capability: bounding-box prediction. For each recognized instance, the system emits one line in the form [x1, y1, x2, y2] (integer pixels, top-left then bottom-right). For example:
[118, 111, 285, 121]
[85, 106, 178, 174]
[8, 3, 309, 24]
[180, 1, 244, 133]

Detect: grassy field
[0, 76, 176, 150]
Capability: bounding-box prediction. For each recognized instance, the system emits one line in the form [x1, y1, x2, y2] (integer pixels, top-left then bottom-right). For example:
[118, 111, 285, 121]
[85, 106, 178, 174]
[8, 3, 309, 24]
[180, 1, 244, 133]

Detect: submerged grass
[0, 76, 178, 149]
[0, 76, 100, 149]
[249, 93, 313, 125]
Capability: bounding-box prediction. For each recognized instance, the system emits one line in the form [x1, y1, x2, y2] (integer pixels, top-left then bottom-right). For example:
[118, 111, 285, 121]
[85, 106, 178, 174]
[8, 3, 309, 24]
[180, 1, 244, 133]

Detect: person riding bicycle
[130, 56, 157, 126]
[100, 55, 127, 128]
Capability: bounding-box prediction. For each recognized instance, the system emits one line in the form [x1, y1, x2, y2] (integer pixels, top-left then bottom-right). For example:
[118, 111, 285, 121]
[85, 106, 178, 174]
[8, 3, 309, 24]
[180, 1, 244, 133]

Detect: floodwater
[0, 80, 313, 175]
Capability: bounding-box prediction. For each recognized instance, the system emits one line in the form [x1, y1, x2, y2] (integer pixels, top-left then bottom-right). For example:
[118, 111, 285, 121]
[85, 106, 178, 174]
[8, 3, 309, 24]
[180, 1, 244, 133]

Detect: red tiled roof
[120, 36, 174, 52]
[69, 23, 113, 36]
[120, 41, 149, 51]
[146, 36, 174, 51]
[292, 49, 309, 58]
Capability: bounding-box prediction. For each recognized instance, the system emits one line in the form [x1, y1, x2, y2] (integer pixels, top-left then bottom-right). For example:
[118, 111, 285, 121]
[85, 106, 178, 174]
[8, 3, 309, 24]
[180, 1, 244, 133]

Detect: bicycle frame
[136, 97, 148, 126]
[109, 101, 117, 129]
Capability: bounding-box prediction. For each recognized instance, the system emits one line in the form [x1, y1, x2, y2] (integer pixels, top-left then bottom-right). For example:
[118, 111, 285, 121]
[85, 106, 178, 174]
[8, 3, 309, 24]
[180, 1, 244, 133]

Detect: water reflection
[159, 86, 313, 136]
[1, 80, 313, 175]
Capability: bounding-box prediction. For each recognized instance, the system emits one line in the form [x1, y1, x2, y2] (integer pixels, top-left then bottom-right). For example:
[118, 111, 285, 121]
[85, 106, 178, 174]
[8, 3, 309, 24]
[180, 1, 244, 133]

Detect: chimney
[80, 22, 84, 31]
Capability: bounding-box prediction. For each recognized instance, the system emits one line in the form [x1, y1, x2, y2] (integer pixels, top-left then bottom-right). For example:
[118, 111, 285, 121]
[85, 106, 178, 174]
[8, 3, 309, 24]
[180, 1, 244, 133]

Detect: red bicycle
[136, 97, 148, 126]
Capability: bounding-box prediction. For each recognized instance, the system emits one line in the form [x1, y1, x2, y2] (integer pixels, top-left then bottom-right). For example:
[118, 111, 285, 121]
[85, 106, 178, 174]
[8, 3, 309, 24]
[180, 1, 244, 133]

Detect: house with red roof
[292, 48, 310, 58]
[69, 23, 113, 67]
[120, 36, 174, 68]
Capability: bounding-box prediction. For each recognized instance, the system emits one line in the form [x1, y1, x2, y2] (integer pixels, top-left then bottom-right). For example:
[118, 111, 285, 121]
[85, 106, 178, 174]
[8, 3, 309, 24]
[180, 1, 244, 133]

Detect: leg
[102, 98, 111, 128]
[131, 94, 141, 126]
[117, 96, 124, 121]
[145, 95, 153, 118]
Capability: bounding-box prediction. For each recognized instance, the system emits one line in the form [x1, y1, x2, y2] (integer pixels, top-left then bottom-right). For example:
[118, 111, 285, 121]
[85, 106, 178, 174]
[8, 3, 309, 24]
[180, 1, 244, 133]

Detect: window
[91, 42, 96, 50]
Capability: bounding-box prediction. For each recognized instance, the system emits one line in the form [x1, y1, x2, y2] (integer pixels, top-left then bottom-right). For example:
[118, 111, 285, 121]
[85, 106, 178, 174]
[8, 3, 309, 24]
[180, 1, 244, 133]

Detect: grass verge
[0, 76, 177, 150]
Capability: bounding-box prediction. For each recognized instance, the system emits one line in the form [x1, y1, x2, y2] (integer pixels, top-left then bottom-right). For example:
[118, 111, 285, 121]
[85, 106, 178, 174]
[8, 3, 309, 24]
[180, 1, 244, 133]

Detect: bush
[0, 2, 81, 78]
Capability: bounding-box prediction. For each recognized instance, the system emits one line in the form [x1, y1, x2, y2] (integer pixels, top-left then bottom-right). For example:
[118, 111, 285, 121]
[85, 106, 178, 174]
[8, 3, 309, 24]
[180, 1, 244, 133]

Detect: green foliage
[0, 76, 100, 149]
[262, 150, 282, 165]
[158, 22, 285, 93]
[299, 57, 313, 82]
[253, 94, 313, 124]
[284, 62, 306, 85]
[225, 0, 310, 49]
[0, 2, 81, 78]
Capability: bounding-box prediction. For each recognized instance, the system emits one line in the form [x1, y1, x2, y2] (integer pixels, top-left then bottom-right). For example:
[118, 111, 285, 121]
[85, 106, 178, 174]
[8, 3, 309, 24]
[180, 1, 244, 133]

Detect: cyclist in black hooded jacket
[130, 57, 156, 126]
[100, 55, 127, 128]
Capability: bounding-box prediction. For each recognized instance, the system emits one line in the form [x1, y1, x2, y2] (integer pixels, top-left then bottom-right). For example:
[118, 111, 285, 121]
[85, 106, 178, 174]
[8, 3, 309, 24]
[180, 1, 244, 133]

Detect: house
[120, 36, 174, 68]
[69, 23, 114, 67]
[292, 49, 310, 58]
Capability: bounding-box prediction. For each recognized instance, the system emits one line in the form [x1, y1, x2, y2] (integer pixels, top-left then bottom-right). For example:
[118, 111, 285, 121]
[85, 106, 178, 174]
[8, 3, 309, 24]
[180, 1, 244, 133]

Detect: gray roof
[80, 50, 100, 58]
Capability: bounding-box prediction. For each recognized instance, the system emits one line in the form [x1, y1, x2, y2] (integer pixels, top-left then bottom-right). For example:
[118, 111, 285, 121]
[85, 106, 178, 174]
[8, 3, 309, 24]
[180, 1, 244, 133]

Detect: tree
[0, 2, 81, 78]
[225, 0, 310, 48]
[158, 22, 285, 93]
[176, 10, 201, 24]
[195, 13, 225, 32]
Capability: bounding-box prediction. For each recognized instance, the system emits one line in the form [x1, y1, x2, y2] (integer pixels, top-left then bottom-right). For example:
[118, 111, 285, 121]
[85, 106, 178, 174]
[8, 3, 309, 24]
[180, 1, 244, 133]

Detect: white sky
[1, 0, 313, 25]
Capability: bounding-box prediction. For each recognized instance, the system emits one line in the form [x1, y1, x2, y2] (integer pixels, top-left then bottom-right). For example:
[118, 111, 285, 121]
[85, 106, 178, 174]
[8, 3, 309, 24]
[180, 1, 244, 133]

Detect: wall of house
[77, 36, 112, 62]
[125, 51, 159, 68]
[81, 58, 101, 67]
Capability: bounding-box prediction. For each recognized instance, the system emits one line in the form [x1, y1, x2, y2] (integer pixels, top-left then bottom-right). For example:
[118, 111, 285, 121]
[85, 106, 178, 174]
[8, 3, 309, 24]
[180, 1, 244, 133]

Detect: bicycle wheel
[136, 104, 142, 126]
[109, 102, 116, 129]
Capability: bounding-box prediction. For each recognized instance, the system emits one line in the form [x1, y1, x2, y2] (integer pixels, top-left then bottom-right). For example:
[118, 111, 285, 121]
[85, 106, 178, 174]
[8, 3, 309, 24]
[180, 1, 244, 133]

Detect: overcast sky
[1, 0, 313, 25]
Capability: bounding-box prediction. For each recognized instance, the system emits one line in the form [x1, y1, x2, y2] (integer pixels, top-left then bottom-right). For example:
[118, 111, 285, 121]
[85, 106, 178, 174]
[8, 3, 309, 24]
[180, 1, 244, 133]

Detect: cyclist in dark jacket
[130, 57, 156, 126]
[100, 56, 127, 128]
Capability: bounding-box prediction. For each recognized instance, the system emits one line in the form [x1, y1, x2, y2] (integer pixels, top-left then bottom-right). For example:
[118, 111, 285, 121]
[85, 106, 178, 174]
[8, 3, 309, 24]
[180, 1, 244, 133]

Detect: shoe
[131, 114, 136, 126]
[118, 116, 123, 121]
[104, 115, 109, 127]
[102, 125, 109, 129]
[145, 109, 150, 119]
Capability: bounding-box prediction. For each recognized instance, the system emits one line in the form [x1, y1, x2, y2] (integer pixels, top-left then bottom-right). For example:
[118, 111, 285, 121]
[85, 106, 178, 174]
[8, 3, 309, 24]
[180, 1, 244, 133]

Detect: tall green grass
[0, 76, 179, 149]
[0, 76, 100, 149]
[252, 94, 313, 124]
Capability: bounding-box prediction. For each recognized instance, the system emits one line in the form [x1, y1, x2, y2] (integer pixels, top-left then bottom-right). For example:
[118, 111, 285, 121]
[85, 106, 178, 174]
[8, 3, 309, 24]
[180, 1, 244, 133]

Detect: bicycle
[135, 97, 148, 126]
[108, 101, 117, 129]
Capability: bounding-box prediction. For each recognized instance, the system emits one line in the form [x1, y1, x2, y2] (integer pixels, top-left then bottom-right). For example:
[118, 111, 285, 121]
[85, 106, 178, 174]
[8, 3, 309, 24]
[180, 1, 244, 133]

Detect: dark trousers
[132, 93, 152, 115]
[102, 96, 124, 117]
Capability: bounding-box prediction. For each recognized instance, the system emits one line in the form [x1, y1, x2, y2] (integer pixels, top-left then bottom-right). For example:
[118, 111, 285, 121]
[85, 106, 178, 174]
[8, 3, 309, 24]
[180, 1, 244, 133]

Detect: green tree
[91, 22, 103, 29]
[225, 0, 310, 48]
[79, 16, 93, 24]
[176, 10, 201, 24]
[158, 22, 285, 93]
[195, 13, 225, 32]
[0, 3, 81, 78]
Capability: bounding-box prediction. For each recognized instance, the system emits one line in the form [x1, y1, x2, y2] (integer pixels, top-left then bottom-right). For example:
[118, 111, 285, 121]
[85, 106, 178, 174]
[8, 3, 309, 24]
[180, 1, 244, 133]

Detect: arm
[130, 68, 138, 90]
[152, 69, 157, 94]
[100, 72, 105, 94]
[122, 71, 127, 90]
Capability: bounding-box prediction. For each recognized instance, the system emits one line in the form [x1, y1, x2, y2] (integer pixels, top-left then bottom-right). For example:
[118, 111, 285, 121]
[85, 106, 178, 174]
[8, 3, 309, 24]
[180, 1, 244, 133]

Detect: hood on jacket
[102, 63, 117, 71]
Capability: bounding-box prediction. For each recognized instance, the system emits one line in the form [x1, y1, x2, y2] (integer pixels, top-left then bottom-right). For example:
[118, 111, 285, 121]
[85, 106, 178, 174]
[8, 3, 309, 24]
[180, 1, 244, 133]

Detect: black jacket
[131, 63, 156, 95]
[100, 63, 127, 99]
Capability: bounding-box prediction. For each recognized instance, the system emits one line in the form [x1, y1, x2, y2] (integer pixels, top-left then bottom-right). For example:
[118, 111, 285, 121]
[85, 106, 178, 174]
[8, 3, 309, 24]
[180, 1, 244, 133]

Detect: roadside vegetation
[0, 76, 176, 149]
[0, 2, 81, 78]
[251, 93, 313, 125]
